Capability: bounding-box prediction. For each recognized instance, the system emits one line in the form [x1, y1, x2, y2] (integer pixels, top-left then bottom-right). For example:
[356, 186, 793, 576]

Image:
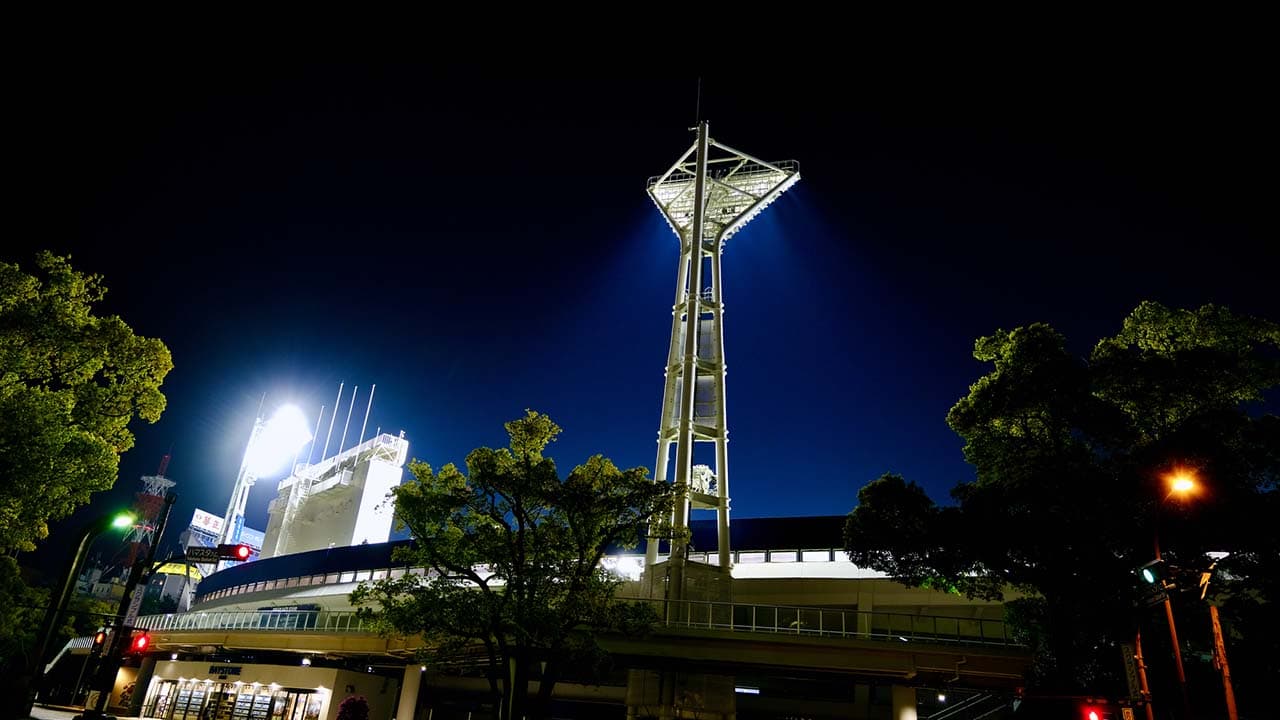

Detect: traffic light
[1138, 559, 1166, 585]
[127, 631, 151, 654]
[1080, 702, 1115, 719]
[91, 630, 107, 654]
[217, 543, 253, 561]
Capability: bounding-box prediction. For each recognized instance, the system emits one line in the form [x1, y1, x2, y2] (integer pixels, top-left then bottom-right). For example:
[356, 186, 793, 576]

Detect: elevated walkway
[83, 601, 1030, 688]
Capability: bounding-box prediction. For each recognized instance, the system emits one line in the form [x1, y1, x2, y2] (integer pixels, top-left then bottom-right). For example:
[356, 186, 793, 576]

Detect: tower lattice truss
[126, 473, 175, 561]
[646, 123, 799, 570]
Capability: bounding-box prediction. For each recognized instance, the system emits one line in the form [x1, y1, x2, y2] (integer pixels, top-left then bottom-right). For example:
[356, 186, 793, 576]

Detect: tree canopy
[1, 252, 172, 553]
[352, 411, 679, 720]
[845, 302, 1279, 703]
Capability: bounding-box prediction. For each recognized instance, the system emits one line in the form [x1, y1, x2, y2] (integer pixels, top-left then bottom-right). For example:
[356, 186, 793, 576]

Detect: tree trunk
[1047, 595, 1081, 691]
[531, 660, 559, 720]
[502, 654, 530, 720]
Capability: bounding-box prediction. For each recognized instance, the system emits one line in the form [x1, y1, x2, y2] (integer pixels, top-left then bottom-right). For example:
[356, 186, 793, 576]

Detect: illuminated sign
[190, 508, 224, 535]
[239, 527, 266, 550]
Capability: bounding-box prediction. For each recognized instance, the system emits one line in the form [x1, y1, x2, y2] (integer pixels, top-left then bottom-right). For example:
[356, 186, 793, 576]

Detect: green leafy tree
[845, 302, 1279, 702]
[0, 558, 115, 702]
[139, 592, 179, 616]
[352, 411, 679, 720]
[0, 558, 49, 688]
[0, 251, 172, 552]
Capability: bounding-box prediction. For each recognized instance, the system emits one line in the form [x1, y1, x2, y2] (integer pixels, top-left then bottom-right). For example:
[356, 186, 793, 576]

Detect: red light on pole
[130, 632, 150, 654]
[216, 543, 253, 561]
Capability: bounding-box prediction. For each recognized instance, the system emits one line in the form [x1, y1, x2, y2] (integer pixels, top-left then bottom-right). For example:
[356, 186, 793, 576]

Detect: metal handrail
[134, 609, 367, 634]
[131, 599, 1020, 648]
[646, 598, 1019, 647]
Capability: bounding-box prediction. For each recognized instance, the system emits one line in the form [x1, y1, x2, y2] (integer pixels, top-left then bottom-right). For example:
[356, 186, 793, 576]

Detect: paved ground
[29, 706, 145, 720]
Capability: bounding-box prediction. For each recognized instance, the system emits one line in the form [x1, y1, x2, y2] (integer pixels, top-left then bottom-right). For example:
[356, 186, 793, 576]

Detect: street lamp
[17, 511, 135, 718]
[1165, 469, 1199, 500]
[85, 492, 177, 720]
[1152, 468, 1199, 720]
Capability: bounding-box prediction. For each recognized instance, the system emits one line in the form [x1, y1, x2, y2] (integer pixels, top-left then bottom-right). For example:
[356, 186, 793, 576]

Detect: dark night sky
[10, 49, 1277, 563]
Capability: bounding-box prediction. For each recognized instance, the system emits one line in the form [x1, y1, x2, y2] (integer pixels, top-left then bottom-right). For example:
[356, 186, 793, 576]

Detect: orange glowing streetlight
[1164, 468, 1199, 499]
[1159, 466, 1238, 720]
[1147, 466, 1202, 719]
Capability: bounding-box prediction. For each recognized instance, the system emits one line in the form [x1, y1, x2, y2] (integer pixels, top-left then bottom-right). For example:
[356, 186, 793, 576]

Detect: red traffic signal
[128, 631, 151, 654]
[91, 630, 107, 652]
[216, 543, 253, 561]
[1080, 704, 1115, 720]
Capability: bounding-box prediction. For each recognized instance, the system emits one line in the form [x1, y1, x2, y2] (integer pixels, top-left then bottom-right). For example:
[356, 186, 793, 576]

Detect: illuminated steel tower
[221, 415, 266, 548]
[220, 403, 312, 550]
[123, 455, 176, 564]
[645, 121, 799, 572]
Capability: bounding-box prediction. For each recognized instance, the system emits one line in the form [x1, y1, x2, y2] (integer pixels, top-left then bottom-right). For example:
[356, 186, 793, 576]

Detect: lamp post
[1153, 469, 1197, 720]
[84, 491, 177, 720]
[16, 510, 135, 720]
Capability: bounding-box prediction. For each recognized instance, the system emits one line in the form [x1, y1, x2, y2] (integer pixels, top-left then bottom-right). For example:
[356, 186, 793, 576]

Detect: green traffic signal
[111, 513, 135, 529]
[1138, 559, 1165, 584]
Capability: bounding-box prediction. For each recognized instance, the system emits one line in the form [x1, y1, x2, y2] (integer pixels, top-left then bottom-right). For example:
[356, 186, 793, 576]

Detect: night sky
[11, 54, 1276, 562]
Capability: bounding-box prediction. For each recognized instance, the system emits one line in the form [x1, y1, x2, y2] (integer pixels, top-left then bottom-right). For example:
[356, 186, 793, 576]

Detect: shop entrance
[144, 679, 322, 720]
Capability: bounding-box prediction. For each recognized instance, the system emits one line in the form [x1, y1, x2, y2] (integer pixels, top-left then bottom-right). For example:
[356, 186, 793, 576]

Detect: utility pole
[15, 511, 136, 720]
[1153, 522, 1193, 719]
[1207, 605, 1238, 720]
[83, 492, 176, 720]
[1134, 630, 1155, 720]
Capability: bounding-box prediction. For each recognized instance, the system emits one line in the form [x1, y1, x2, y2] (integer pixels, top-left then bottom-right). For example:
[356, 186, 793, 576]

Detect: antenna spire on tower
[338, 385, 358, 455]
[322, 383, 343, 461]
[306, 405, 325, 465]
[694, 77, 702, 125]
[358, 384, 376, 447]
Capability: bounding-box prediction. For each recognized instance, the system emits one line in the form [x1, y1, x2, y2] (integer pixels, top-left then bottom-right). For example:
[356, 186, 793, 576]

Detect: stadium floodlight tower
[219, 404, 312, 560]
[645, 121, 799, 577]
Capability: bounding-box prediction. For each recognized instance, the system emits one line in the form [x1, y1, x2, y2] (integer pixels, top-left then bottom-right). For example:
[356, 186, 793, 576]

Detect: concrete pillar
[396, 664, 423, 720]
[127, 655, 158, 716]
[856, 589, 873, 637]
[852, 682, 872, 719]
[891, 685, 917, 720]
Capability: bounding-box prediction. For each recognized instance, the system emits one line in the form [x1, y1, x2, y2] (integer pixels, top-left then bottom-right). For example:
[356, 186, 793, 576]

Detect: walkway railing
[135, 609, 367, 633]
[651, 599, 1018, 647]
[132, 600, 1021, 648]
